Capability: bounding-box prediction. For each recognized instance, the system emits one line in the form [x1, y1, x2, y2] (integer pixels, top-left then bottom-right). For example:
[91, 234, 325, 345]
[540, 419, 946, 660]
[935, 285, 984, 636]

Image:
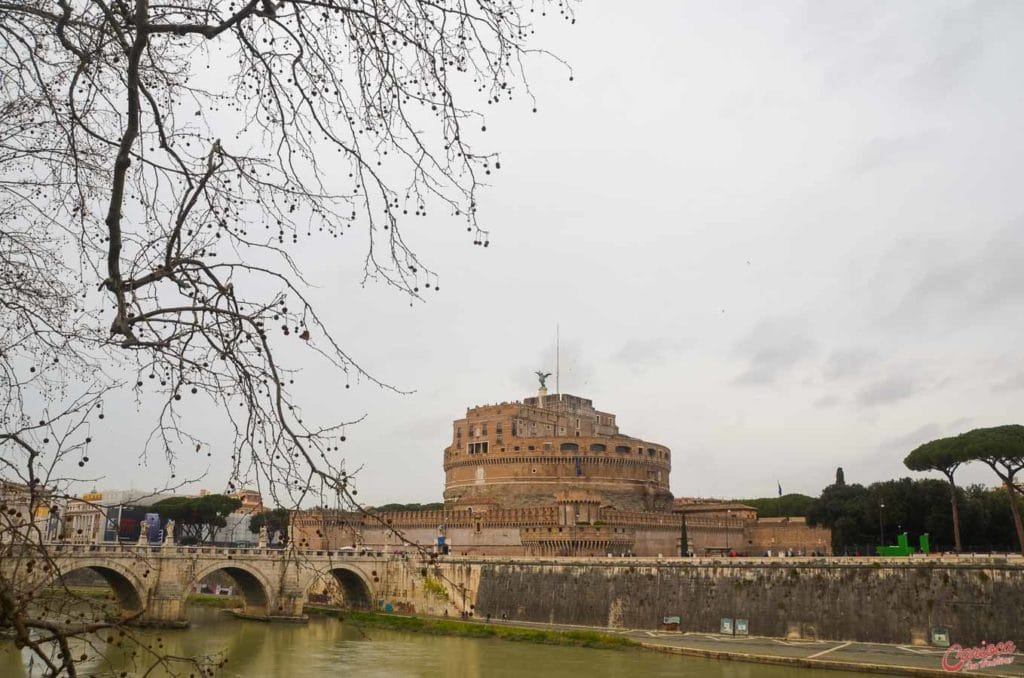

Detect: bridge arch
[314, 565, 374, 610]
[188, 561, 274, 618]
[57, 560, 146, 618]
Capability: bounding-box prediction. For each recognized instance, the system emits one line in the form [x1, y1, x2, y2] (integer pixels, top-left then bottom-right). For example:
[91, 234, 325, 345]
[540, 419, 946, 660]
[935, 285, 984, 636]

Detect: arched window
[560, 442, 579, 452]
[589, 443, 606, 453]
[615, 446, 631, 454]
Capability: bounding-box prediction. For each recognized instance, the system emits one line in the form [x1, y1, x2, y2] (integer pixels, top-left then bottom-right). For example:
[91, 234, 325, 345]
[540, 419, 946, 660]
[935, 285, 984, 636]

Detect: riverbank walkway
[449, 616, 1024, 677]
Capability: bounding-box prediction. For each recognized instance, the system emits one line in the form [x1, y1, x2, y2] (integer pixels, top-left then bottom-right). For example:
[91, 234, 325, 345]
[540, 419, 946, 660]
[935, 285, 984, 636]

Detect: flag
[777, 481, 782, 497]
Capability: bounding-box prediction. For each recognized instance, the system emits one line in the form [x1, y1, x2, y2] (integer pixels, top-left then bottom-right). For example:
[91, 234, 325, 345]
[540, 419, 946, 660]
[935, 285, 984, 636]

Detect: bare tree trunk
[1005, 479, 1024, 555]
[945, 472, 962, 553]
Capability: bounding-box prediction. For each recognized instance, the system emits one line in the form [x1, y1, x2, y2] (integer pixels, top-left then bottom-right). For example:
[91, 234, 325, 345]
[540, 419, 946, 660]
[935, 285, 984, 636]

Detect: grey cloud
[946, 417, 973, 432]
[992, 372, 1024, 393]
[856, 374, 918, 407]
[874, 418, 974, 461]
[823, 347, 878, 381]
[878, 423, 942, 454]
[611, 337, 692, 371]
[814, 394, 841, 409]
[904, 38, 981, 99]
[734, 319, 816, 386]
[393, 415, 450, 441]
[848, 423, 947, 476]
[849, 133, 935, 175]
[881, 226, 1024, 332]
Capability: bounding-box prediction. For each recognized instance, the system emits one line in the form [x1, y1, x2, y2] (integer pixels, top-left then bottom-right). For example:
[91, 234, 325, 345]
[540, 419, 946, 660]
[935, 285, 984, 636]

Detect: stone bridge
[11, 543, 472, 626]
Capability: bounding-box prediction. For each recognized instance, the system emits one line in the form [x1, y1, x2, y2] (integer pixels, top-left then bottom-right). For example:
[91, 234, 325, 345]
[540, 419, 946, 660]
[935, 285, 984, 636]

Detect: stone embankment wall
[467, 557, 1024, 645]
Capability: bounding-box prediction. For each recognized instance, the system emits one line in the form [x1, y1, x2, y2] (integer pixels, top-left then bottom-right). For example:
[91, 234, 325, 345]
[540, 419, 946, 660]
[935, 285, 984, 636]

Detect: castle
[292, 385, 831, 557]
[443, 388, 673, 513]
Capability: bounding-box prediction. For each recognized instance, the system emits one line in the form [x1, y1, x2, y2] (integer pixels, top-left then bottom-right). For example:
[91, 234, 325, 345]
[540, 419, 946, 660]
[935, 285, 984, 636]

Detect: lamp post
[878, 501, 886, 548]
[725, 509, 732, 553]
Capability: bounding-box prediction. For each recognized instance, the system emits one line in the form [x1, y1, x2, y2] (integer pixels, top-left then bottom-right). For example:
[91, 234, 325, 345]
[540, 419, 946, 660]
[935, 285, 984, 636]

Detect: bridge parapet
[5, 543, 434, 626]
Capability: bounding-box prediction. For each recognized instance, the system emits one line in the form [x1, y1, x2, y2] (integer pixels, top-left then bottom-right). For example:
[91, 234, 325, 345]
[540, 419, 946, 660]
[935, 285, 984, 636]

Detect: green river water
[1, 606, 866, 677]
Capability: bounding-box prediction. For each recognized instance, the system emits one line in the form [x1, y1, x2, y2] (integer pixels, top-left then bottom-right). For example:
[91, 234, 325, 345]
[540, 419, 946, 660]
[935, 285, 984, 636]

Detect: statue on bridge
[257, 524, 268, 548]
[164, 519, 176, 545]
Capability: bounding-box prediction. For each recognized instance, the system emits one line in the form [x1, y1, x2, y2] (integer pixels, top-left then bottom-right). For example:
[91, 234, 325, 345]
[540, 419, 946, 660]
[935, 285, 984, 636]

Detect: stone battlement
[444, 391, 673, 512]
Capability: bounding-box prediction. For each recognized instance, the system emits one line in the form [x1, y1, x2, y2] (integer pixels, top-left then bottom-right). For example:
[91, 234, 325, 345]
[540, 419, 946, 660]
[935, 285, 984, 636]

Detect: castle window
[615, 446, 631, 454]
[543, 443, 552, 451]
[560, 443, 579, 452]
[647, 448, 656, 456]
[590, 444, 606, 453]
[468, 442, 489, 455]
[528, 445, 535, 451]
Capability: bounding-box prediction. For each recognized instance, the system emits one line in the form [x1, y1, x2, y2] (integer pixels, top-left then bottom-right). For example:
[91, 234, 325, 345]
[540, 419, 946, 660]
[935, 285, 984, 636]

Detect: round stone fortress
[443, 388, 673, 512]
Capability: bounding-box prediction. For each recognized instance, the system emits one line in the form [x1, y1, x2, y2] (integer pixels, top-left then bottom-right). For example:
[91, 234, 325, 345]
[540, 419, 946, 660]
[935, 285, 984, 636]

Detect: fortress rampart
[443, 392, 672, 512]
[462, 555, 1024, 646]
[291, 387, 831, 558]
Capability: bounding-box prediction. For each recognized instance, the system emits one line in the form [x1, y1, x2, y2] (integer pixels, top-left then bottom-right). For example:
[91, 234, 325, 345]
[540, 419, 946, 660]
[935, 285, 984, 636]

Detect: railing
[23, 541, 1024, 565]
[30, 541, 401, 560]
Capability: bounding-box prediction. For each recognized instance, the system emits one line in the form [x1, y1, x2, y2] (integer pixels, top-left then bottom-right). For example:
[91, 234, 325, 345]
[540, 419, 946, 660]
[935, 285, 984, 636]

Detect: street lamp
[878, 501, 886, 548]
[725, 509, 732, 553]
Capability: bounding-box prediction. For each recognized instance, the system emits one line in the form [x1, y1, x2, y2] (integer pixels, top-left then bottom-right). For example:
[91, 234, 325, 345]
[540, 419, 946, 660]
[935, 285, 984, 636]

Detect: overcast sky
[81, 1, 1024, 505]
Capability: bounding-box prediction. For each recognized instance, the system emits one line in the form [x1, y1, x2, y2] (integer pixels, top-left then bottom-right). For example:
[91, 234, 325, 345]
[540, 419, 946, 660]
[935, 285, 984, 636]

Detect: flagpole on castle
[556, 324, 560, 396]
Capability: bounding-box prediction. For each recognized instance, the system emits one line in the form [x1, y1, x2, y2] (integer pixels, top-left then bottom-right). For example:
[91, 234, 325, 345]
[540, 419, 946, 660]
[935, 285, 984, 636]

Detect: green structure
[876, 533, 930, 557]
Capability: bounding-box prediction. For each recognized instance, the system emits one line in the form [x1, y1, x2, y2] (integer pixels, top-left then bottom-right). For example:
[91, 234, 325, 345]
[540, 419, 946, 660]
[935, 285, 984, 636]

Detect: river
[2, 606, 864, 677]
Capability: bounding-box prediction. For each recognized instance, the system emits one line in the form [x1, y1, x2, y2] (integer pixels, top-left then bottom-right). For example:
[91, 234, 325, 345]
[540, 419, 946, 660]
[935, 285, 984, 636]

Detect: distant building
[61, 489, 181, 543]
[673, 498, 831, 556]
[230, 488, 264, 513]
[0, 479, 59, 543]
[58, 488, 263, 545]
[211, 489, 265, 545]
[294, 383, 833, 557]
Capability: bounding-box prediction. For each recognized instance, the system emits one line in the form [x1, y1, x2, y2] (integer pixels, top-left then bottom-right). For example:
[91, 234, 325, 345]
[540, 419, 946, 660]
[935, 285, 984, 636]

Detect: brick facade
[444, 390, 673, 512]
[291, 389, 831, 557]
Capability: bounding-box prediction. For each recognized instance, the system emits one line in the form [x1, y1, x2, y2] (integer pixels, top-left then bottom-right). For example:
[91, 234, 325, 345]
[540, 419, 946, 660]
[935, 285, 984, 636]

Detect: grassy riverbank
[54, 592, 631, 652]
[44, 587, 245, 608]
[308, 608, 640, 650]
[188, 594, 243, 608]
[40, 586, 112, 600]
